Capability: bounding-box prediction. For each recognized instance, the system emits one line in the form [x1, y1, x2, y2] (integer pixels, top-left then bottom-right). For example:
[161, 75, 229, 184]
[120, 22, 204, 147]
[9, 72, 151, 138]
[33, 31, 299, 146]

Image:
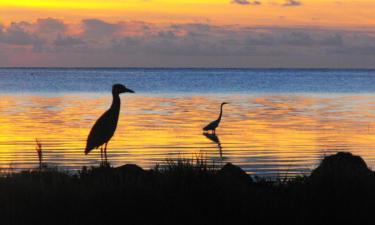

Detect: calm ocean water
[2, 68, 375, 94]
[1, 68, 375, 177]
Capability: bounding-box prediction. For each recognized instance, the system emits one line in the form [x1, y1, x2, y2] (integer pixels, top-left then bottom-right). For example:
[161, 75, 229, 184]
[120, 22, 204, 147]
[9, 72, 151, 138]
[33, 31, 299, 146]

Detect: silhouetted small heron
[203, 102, 227, 134]
[85, 84, 134, 165]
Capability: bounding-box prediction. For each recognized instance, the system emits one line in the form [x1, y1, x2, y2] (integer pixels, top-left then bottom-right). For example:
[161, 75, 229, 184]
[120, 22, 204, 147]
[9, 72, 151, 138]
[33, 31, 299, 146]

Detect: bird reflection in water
[203, 133, 223, 161]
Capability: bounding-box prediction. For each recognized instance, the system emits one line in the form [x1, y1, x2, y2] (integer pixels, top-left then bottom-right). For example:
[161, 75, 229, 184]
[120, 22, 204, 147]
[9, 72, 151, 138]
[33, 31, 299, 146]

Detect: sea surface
[1, 68, 375, 177]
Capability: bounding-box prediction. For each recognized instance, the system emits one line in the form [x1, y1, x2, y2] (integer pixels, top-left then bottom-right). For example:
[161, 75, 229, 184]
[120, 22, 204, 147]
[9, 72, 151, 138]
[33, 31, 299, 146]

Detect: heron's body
[203, 102, 227, 134]
[85, 84, 134, 164]
[85, 94, 120, 154]
[203, 120, 220, 133]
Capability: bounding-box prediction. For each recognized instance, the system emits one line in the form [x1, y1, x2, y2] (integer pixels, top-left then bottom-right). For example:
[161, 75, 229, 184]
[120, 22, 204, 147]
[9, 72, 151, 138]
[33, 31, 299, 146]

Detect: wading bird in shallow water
[85, 84, 134, 165]
[203, 102, 227, 134]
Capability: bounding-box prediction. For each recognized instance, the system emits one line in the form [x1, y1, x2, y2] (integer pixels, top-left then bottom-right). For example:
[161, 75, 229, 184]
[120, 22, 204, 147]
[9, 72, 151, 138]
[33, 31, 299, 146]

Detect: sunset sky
[1, 0, 375, 67]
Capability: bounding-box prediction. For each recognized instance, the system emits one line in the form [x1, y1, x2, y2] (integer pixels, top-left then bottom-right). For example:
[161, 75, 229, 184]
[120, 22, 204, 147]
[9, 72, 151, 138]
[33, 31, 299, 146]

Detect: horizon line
[1, 67, 375, 71]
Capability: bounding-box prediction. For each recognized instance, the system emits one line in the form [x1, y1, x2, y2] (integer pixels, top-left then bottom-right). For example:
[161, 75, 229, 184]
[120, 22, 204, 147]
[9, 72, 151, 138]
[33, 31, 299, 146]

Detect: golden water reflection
[1, 93, 375, 176]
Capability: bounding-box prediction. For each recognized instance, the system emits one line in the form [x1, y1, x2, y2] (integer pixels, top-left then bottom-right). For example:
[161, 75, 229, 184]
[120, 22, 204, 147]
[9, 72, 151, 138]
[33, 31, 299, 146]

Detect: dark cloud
[283, 32, 314, 46]
[283, 0, 302, 7]
[54, 34, 84, 46]
[111, 37, 142, 54]
[81, 19, 121, 38]
[1, 18, 375, 68]
[231, 0, 261, 5]
[157, 31, 177, 39]
[36, 18, 67, 33]
[0, 22, 43, 46]
[320, 34, 344, 46]
[246, 33, 276, 46]
[245, 30, 345, 48]
[171, 23, 212, 33]
[120, 21, 153, 35]
[331, 46, 375, 55]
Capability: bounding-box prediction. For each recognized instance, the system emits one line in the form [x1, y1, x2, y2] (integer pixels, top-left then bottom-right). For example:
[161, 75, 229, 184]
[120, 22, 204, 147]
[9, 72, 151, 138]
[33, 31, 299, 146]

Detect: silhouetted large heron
[85, 84, 134, 164]
[203, 102, 227, 134]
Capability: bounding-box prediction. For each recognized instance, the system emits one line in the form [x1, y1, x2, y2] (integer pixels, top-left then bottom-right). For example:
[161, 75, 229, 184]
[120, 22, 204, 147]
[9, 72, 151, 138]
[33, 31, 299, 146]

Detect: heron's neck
[111, 93, 121, 113]
[218, 105, 224, 121]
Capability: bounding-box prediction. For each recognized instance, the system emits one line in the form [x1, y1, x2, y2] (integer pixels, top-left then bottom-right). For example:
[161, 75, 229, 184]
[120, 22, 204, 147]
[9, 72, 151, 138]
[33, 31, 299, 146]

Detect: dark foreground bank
[0, 152, 374, 225]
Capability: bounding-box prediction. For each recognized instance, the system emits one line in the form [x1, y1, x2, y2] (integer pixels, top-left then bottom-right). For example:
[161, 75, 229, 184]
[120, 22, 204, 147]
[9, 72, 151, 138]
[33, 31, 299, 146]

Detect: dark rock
[219, 163, 253, 184]
[116, 164, 145, 175]
[310, 152, 372, 183]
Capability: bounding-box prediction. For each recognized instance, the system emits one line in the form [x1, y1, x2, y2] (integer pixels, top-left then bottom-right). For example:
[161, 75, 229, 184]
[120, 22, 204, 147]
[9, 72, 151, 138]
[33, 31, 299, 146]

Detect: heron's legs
[100, 146, 103, 165]
[104, 142, 108, 164]
[219, 145, 223, 160]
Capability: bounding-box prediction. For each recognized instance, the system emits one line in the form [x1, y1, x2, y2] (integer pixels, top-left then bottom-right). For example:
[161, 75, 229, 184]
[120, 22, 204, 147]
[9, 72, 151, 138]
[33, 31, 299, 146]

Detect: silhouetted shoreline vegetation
[0, 152, 374, 225]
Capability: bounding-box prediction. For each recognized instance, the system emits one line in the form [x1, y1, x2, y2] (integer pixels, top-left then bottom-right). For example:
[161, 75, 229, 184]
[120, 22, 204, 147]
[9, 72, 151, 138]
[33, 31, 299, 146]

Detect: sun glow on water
[1, 93, 375, 177]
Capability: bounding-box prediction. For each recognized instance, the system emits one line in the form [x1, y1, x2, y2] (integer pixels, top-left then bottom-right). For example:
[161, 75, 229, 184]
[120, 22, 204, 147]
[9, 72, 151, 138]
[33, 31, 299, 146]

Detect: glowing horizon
[1, 0, 375, 28]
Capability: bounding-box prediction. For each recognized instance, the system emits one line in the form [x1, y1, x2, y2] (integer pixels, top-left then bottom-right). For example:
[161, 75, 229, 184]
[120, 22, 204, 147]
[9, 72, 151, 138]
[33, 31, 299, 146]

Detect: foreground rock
[218, 163, 253, 184]
[116, 164, 145, 174]
[310, 152, 373, 184]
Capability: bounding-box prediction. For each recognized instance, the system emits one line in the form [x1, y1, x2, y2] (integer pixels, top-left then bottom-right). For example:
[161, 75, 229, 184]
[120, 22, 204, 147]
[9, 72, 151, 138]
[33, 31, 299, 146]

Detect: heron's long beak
[125, 88, 135, 93]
